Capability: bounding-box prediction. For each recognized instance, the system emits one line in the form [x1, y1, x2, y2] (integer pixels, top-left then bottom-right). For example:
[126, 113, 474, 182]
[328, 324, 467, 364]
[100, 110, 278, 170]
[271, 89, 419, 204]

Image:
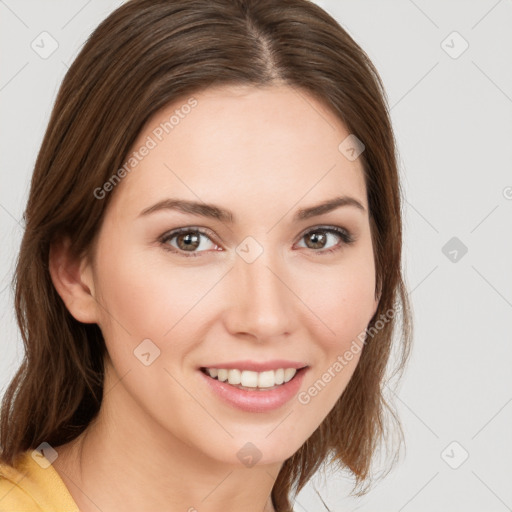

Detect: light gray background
[1, 1, 511, 511]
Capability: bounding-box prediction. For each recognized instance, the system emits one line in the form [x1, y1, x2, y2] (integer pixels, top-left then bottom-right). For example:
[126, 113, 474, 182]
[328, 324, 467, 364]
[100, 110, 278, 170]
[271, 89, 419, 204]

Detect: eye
[159, 227, 220, 257]
[159, 225, 355, 258]
[295, 226, 355, 255]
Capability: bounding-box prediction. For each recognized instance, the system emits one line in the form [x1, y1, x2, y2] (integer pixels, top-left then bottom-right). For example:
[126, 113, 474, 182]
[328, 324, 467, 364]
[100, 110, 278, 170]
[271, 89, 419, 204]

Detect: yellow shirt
[0, 450, 79, 512]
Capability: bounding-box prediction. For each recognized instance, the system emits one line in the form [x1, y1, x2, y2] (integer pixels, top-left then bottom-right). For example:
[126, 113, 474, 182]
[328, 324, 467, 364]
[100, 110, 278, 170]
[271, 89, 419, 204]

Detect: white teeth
[241, 370, 259, 387]
[258, 370, 275, 388]
[284, 368, 296, 383]
[204, 367, 298, 388]
[227, 369, 241, 385]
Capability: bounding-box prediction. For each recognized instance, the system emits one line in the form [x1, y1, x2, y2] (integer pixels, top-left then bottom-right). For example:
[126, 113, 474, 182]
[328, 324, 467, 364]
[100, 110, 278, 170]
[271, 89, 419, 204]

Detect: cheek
[294, 250, 376, 401]
[93, 241, 225, 350]
[299, 255, 376, 345]
[296, 277, 373, 422]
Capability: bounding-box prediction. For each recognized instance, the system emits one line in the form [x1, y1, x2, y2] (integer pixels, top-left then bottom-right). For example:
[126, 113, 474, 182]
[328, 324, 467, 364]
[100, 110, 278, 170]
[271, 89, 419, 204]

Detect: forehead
[108, 84, 368, 220]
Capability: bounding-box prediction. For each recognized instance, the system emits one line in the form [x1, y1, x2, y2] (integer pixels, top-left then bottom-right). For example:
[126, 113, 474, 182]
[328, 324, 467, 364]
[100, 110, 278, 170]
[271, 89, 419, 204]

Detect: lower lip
[199, 367, 308, 413]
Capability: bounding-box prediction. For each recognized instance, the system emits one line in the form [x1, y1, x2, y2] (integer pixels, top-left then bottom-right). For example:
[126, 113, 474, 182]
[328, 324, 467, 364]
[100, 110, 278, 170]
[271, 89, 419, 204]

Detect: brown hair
[0, 0, 412, 510]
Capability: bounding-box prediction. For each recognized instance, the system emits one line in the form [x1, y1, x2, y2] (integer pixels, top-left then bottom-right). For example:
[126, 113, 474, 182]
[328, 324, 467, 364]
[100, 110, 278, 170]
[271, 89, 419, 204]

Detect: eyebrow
[138, 195, 366, 223]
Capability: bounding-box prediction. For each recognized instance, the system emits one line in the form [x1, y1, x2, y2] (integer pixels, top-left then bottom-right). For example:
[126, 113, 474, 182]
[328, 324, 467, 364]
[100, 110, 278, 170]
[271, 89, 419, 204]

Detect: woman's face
[83, 84, 379, 466]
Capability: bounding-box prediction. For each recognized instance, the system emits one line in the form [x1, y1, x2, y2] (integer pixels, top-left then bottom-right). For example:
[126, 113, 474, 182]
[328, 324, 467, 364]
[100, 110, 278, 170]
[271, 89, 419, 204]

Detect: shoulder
[0, 480, 38, 511]
[0, 455, 41, 511]
[0, 450, 79, 512]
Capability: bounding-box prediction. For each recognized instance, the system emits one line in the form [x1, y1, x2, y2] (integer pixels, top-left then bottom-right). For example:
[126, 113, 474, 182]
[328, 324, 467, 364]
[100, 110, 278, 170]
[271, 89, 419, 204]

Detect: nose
[223, 250, 296, 341]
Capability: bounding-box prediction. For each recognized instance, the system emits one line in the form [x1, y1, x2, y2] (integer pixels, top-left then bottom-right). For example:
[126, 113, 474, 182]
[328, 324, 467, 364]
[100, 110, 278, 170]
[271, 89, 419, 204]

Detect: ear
[49, 236, 99, 324]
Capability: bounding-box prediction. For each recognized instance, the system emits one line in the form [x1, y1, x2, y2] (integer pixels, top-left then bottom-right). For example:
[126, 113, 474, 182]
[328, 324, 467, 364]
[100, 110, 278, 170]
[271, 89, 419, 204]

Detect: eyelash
[158, 225, 355, 258]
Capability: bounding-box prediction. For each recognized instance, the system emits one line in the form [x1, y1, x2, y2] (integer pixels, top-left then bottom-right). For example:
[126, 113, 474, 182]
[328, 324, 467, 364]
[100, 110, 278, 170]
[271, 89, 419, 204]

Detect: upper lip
[199, 360, 308, 372]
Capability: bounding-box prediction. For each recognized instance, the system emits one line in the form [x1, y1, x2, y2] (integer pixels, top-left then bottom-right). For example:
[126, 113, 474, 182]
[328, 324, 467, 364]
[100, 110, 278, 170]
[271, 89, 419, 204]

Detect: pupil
[308, 232, 325, 249]
[179, 233, 199, 250]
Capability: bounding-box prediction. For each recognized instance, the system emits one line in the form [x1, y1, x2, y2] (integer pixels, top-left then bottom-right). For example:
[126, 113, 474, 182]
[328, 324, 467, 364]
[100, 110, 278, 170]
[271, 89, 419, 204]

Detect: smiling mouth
[199, 366, 307, 391]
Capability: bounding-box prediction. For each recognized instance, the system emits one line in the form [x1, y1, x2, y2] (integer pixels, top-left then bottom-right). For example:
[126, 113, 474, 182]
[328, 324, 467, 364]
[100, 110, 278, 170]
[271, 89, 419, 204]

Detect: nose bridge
[227, 246, 294, 338]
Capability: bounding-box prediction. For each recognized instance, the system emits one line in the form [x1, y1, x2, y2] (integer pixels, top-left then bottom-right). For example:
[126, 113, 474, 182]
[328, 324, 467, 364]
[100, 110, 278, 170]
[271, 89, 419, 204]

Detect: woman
[0, 0, 412, 511]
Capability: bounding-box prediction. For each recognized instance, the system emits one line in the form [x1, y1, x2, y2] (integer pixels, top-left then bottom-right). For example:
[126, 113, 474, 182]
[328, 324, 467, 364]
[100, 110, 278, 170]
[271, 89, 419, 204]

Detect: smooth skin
[49, 84, 379, 512]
